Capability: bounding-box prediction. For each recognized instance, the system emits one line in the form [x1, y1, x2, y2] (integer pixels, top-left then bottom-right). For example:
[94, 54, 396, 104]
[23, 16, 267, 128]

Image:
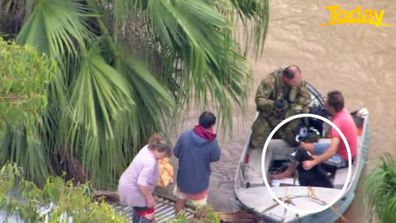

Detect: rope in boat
[330, 205, 351, 223]
[307, 187, 327, 206]
[308, 187, 351, 223]
[245, 163, 264, 177]
[283, 187, 291, 219]
[259, 187, 351, 222]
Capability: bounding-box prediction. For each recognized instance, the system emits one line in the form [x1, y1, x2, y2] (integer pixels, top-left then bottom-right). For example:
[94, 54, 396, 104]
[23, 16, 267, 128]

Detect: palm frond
[0, 38, 55, 186]
[0, 126, 50, 186]
[105, 0, 262, 133]
[1, 0, 268, 187]
[65, 40, 138, 186]
[383, 196, 396, 223]
[116, 45, 174, 115]
[70, 40, 135, 139]
[229, 0, 269, 56]
[130, 0, 251, 132]
[17, 0, 91, 58]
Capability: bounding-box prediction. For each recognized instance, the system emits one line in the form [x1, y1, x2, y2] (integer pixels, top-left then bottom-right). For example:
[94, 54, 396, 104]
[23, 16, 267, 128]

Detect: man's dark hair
[199, 111, 216, 129]
[282, 65, 301, 80]
[327, 91, 344, 112]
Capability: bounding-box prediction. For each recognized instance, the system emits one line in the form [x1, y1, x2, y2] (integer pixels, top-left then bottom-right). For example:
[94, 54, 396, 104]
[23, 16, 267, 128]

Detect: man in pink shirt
[271, 91, 358, 180]
[301, 90, 358, 170]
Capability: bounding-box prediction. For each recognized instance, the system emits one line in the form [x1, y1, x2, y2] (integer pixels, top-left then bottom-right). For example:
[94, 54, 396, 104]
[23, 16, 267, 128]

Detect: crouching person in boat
[272, 91, 358, 182]
[250, 65, 311, 149]
[118, 133, 172, 223]
[301, 90, 358, 170]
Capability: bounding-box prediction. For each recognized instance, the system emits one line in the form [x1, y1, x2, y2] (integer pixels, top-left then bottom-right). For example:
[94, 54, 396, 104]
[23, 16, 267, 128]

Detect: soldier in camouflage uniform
[250, 65, 311, 148]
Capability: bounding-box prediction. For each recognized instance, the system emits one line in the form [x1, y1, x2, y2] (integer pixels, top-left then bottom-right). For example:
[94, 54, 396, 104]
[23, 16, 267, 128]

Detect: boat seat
[243, 141, 284, 187]
[332, 138, 362, 187]
[333, 161, 357, 187]
[323, 159, 347, 168]
[243, 148, 264, 186]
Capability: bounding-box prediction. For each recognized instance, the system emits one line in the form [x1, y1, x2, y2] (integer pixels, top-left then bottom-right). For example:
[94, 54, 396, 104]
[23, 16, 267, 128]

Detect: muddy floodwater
[168, 1, 396, 222]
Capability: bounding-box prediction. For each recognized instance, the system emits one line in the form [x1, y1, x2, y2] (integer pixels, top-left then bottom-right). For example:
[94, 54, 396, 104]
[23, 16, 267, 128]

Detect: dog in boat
[294, 149, 333, 188]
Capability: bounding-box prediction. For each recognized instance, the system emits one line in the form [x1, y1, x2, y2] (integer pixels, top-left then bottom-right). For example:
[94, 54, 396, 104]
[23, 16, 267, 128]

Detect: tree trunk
[51, 148, 89, 184]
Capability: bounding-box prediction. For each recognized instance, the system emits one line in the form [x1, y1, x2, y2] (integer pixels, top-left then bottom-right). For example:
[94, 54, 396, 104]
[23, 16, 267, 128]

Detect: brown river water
[166, 0, 396, 222]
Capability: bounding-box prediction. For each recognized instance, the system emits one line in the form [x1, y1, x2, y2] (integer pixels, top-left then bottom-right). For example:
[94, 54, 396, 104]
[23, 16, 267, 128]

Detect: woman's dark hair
[198, 111, 216, 129]
[148, 133, 171, 154]
[327, 90, 344, 112]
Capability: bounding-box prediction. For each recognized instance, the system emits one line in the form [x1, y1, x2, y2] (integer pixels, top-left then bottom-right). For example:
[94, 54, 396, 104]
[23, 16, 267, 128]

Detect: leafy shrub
[169, 205, 222, 223]
[0, 38, 54, 130]
[0, 163, 129, 223]
[365, 153, 396, 223]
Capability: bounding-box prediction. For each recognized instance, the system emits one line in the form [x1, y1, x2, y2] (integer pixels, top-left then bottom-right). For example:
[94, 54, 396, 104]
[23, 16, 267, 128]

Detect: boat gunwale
[233, 83, 370, 222]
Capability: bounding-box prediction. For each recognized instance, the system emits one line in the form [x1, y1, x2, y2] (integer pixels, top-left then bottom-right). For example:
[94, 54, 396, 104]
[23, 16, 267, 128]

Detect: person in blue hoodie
[173, 111, 221, 215]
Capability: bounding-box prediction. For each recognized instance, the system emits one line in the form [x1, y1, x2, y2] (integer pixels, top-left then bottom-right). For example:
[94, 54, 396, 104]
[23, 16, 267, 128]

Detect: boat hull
[234, 93, 369, 223]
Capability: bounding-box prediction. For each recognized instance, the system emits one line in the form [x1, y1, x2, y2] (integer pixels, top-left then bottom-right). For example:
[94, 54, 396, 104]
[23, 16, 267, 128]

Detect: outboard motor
[308, 105, 331, 136]
[295, 126, 320, 143]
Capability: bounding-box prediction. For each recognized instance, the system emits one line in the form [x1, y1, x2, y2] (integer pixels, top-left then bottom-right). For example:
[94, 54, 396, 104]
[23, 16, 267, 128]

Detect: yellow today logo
[321, 5, 391, 27]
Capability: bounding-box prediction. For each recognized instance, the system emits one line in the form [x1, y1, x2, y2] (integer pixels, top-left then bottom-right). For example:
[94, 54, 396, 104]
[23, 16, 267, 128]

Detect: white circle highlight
[261, 113, 352, 215]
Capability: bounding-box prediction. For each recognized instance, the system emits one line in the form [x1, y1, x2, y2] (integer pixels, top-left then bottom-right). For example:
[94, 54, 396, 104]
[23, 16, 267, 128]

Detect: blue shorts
[314, 141, 348, 168]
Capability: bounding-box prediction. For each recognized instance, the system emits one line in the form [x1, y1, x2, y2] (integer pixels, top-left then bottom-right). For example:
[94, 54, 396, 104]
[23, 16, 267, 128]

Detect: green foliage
[17, 0, 91, 58]
[0, 38, 54, 185]
[110, 0, 259, 132]
[197, 206, 222, 223]
[0, 38, 54, 130]
[1, 0, 268, 188]
[0, 163, 129, 223]
[0, 162, 42, 222]
[365, 153, 396, 223]
[169, 205, 222, 223]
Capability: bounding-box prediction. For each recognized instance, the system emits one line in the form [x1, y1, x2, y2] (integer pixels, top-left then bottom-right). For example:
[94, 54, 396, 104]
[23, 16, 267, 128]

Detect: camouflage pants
[250, 114, 301, 149]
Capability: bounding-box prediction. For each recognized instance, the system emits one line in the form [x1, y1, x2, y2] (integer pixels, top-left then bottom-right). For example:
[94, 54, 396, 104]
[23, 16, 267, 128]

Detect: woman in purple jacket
[118, 133, 171, 223]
